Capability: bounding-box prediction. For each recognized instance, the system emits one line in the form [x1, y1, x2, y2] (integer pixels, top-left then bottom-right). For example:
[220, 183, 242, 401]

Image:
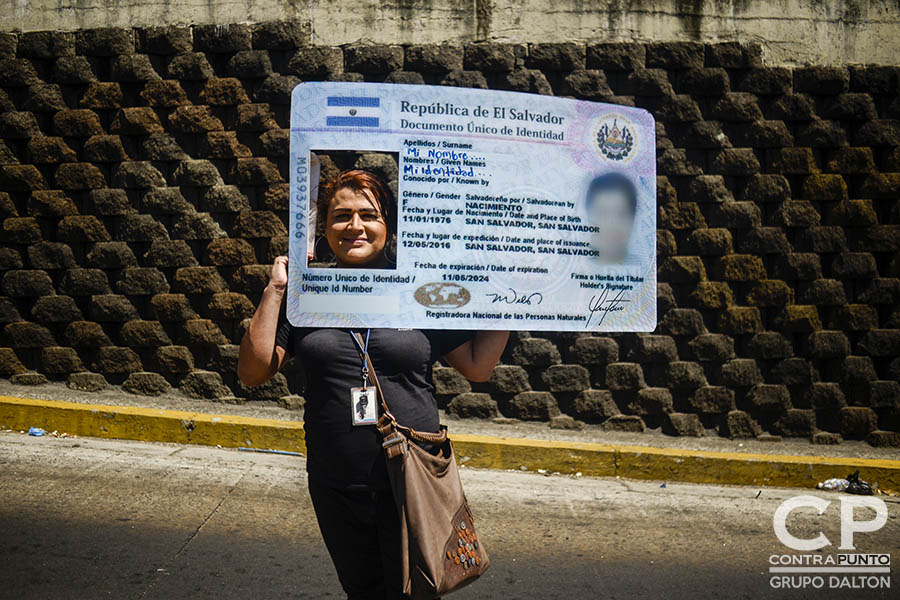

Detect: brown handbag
[352, 332, 490, 599]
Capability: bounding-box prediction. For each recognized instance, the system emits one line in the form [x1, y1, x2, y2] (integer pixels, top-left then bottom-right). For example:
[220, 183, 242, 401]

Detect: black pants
[308, 476, 406, 600]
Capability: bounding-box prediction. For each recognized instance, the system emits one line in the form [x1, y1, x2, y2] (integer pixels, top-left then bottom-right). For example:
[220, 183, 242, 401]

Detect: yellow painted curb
[2, 395, 898, 490]
[0, 395, 306, 453]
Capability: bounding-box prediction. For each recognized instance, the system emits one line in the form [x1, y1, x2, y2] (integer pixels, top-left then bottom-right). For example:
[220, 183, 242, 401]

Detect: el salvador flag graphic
[326, 96, 380, 127]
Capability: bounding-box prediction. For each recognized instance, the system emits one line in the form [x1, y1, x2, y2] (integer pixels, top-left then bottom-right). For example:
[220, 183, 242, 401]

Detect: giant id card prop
[288, 82, 656, 331]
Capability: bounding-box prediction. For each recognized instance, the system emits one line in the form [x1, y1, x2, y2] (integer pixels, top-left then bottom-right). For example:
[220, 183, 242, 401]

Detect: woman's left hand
[444, 331, 510, 382]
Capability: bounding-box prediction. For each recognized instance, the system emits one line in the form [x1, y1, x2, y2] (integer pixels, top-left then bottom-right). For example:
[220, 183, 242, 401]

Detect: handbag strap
[351, 331, 448, 448]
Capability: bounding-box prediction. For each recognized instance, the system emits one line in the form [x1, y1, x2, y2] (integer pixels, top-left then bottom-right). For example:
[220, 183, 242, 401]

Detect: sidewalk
[7, 433, 896, 600]
[1, 380, 898, 492]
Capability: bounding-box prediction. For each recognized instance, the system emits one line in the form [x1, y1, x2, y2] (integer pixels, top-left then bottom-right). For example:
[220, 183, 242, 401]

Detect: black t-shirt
[275, 324, 476, 490]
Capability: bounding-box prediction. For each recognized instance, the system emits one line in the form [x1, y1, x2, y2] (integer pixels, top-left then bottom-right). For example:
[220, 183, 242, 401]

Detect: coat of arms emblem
[595, 117, 635, 161]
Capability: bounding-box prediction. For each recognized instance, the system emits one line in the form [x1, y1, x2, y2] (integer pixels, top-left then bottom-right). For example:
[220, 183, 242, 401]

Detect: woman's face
[325, 186, 388, 267]
[588, 188, 634, 263]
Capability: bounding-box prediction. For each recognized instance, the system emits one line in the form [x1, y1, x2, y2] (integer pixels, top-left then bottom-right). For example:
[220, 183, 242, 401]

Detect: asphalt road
[1, 432, 897, 600]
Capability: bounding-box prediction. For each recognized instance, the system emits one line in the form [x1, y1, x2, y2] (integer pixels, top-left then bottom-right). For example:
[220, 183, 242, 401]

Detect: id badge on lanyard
[350, 329, 378, 426]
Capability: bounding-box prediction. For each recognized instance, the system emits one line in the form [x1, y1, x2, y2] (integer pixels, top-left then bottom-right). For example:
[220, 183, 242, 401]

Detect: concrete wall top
[1, 0, 899, 66]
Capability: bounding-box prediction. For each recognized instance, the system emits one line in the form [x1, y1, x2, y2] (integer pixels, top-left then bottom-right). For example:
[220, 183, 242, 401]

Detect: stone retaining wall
[0, 23, 898, 444]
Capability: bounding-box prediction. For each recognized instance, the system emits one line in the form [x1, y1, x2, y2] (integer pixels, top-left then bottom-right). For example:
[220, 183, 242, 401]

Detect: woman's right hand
[239, 255, 290, 386]
[270, 256, 288, 292]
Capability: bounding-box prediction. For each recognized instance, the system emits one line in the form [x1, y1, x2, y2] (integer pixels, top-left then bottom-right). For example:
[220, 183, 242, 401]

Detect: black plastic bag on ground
[845, 470, 875, 495]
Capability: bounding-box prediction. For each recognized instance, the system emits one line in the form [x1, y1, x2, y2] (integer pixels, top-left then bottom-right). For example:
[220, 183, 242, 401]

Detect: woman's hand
[444, 331, 510, 382]
[269, 255, 288, 292]
[237, 257, 290, 387]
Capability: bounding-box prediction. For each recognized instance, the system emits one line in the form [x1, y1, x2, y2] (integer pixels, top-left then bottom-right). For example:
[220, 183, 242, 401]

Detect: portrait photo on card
[308, 149, 400, 270]
[582, 172, 653, 267]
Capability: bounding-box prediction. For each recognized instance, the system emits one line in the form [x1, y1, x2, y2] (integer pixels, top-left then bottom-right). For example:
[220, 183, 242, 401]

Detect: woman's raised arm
[443, 330, 510, 382]
[237, 256, 290, 387]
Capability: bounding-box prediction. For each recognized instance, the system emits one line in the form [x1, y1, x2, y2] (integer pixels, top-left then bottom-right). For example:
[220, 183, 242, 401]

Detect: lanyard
[349, 329, 371, 387]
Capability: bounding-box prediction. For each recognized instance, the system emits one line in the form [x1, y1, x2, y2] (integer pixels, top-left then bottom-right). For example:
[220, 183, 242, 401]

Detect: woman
[237, 169, 509, 599]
